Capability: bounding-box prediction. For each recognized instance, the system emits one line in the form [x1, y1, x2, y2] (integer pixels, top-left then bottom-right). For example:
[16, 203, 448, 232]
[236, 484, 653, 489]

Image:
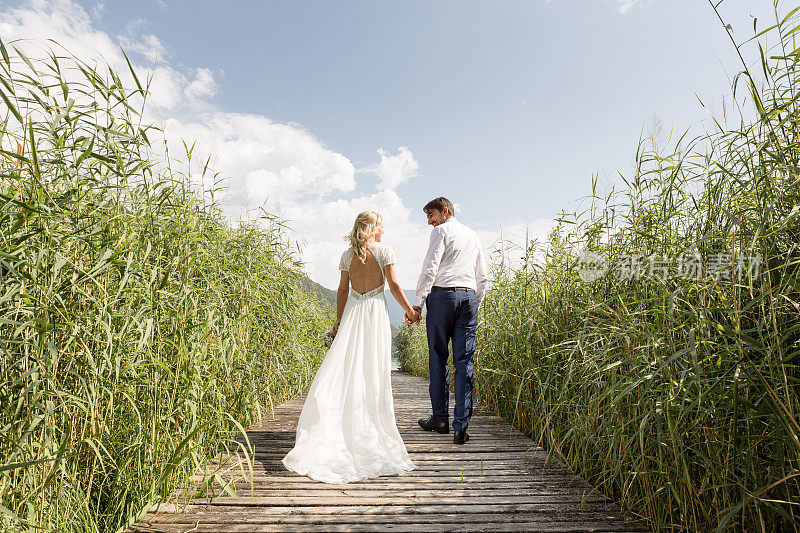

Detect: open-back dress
[281, 243, 416, 483]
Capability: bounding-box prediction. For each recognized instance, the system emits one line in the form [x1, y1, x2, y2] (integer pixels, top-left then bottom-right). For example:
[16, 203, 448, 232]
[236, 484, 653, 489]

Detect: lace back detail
[341, 244, 395, 301]
[349, 284, 385, 301]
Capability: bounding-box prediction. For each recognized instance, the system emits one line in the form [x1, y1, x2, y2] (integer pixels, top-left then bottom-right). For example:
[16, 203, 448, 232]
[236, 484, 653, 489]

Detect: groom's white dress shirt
[414, 216, 489, 309]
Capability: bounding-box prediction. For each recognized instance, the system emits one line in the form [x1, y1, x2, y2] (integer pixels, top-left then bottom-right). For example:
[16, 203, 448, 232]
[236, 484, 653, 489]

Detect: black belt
[431, 286, 474, 292]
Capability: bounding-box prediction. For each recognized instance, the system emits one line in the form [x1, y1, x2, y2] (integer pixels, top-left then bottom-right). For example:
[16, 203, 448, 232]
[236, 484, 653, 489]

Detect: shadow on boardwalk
[128, 371, 650, 532]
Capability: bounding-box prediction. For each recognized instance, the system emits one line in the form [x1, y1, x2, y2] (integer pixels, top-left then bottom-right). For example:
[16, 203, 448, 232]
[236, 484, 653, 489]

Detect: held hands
[404, 306, 422, 326]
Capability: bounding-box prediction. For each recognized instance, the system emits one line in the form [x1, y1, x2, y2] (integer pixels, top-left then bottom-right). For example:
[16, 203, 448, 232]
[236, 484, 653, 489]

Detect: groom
[406, 197, 488, 445]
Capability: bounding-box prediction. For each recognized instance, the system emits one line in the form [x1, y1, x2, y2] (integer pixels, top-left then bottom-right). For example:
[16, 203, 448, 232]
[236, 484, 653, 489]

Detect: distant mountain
[299, 274, 337, 307]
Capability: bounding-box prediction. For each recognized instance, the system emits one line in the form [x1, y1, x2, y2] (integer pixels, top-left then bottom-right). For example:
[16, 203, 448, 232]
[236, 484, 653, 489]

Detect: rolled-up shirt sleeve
[414, 228, 446, 308]
[475, 244, 489, 308]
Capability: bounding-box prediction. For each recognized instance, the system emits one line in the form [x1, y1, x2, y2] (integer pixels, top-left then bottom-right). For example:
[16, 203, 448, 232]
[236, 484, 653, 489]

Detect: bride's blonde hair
[348, 210, 382, 263]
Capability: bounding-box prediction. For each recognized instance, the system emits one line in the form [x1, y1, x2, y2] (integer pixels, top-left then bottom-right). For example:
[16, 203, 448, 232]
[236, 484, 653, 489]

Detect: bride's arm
[384, 264, 415, 318]
[334, 270, 349, 334]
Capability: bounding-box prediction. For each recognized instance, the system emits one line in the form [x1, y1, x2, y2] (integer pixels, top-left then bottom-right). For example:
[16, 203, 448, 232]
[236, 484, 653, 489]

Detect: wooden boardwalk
[129, 371, 649, 532]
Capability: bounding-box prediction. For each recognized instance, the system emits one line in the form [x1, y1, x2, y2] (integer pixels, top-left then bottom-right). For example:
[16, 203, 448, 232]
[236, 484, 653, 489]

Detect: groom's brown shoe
[418, 415, 449, 434]
[454, 429, 469, 445]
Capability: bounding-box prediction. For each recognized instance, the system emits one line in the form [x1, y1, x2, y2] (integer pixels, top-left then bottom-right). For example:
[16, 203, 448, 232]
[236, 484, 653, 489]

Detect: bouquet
[323, 329, 335, 347]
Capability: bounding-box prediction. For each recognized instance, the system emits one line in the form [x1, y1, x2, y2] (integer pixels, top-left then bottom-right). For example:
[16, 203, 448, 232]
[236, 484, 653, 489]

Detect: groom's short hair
[423, 197, 455, 217]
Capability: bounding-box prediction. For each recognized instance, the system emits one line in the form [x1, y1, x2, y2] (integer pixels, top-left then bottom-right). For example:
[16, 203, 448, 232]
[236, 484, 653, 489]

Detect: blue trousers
[425, 288, 478, 432]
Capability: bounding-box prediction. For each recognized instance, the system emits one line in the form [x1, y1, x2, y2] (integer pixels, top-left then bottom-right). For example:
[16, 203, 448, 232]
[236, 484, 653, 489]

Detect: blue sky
[92, 0, 767, 221]
[0, 0, 781, 292]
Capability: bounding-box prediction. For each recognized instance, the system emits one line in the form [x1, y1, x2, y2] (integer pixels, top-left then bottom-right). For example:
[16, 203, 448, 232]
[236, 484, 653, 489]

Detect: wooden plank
[245, 452, 556, 460]
[130, 518, 648, 533]
[192, 469, 585, 480]
[185, 477, 594, 489]
[143, 502, 628, 516]
[167, 494, 610, 507]
[238, 438, 542, 448]
[181, 481, 592, 490]
[131, 524, 648, 533]
[200, 468, 563, 477]
[170, 491, 609, 504]
[128, 370, 649, 532]
[207, 459, 567, 469]
[132, 512, 638, 526]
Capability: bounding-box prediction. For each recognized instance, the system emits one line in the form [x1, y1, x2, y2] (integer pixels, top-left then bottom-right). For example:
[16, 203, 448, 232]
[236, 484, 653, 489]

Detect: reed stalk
[0, 42, 332, 531]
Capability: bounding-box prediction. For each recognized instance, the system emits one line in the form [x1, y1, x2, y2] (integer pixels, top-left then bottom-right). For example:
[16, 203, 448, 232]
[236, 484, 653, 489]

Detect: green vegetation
[398, 4, 800, 531]
[397, 318, 457, 391]
[0, 43, 332, 530]
[396, 318, 430, 378]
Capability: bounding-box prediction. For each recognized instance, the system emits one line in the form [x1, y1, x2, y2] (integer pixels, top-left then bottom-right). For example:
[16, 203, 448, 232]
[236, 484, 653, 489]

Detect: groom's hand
[412, 306, 422, 324]
[404, 307, 420, 326]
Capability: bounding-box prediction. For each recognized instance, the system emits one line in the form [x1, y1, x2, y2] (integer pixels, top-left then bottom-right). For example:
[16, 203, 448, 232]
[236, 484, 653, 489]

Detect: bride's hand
[332, 320, 340, 335]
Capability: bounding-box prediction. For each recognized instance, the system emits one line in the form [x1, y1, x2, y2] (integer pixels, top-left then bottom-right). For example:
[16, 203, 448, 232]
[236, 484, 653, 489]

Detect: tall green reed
[398, 3, 799, 530]
[0, 42, 332, 531]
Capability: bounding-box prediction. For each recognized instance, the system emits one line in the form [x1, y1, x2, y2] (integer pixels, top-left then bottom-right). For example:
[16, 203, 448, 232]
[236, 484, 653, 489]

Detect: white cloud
[1, 0, 118, 65]
[365, 146, 419, 191]
[118, 19, 167, 63]
[280, 189, 431, 288]
[0, 0, 214, 116]
[544, 0, 646, 15]
[616, 0, 643, 15]
[163, 113, 356, 210]
[185, 67, 217, 100]
[2, 0, 552, 292]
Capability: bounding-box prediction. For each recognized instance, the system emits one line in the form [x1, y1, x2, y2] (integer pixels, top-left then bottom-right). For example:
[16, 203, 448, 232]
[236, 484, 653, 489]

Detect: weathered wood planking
[128, 371, 649, 532]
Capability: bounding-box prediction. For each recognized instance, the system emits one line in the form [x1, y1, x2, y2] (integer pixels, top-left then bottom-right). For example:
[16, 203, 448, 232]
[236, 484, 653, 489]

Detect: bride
[281, 210, 419, 483]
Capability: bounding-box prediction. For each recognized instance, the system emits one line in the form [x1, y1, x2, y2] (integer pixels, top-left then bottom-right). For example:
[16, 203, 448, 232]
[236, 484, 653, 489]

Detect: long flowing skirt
[281, 288, 416, 483]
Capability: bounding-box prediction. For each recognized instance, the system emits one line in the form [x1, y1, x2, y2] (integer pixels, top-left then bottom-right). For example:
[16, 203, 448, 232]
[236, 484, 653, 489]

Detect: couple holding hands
[282, 196, 488, 484]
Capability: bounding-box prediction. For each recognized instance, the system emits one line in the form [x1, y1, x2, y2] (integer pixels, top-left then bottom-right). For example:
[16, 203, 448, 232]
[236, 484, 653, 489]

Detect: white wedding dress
[281, 243, 416, 483]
